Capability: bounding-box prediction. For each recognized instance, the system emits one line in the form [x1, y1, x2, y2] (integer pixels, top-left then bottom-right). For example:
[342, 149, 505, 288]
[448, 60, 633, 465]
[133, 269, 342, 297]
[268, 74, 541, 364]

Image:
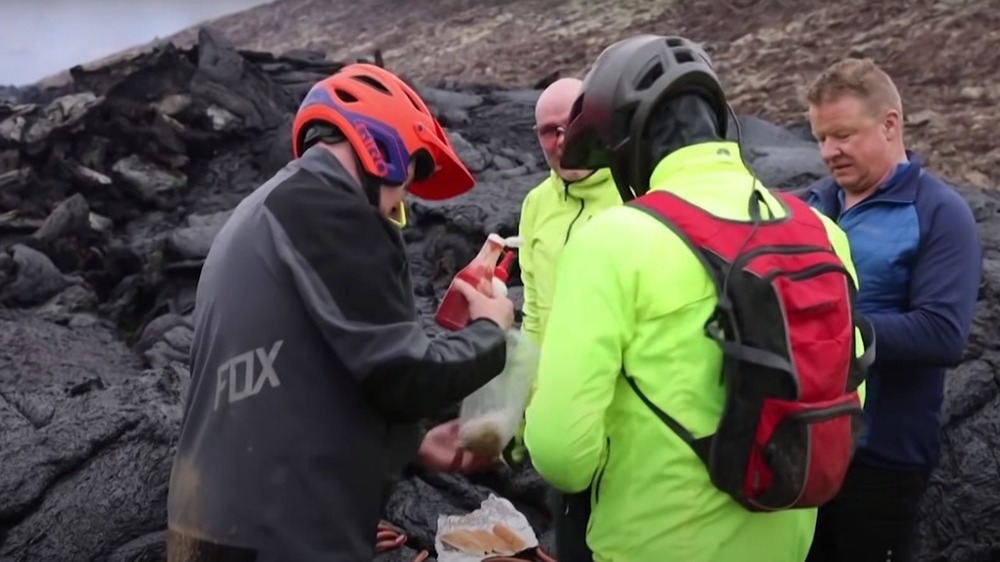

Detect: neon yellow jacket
[510, 168, 621, 463]
[518, 168, 622, 345]
[523, 142, 867, 562]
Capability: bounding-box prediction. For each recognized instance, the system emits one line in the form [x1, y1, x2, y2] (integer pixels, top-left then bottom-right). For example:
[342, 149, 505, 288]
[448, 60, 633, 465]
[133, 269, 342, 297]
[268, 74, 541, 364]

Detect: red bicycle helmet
[291, 64, 475, 201]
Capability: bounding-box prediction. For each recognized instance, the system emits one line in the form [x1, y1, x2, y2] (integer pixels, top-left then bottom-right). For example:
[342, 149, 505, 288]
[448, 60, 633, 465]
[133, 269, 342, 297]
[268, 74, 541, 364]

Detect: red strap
[630, 190, 834, 264]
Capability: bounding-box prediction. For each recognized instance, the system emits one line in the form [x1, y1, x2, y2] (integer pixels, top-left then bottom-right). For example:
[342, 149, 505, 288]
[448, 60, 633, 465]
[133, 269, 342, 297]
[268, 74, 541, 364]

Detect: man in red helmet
[165, 64, 514, 562]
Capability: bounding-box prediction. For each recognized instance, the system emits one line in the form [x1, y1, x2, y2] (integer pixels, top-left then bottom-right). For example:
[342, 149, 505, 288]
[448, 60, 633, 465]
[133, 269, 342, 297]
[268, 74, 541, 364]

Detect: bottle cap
[494, 250, 516, 284]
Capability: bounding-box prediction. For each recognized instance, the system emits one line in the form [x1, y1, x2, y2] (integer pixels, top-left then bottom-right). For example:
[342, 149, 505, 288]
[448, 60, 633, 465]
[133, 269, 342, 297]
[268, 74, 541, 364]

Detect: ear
[883, 108, 902, 139]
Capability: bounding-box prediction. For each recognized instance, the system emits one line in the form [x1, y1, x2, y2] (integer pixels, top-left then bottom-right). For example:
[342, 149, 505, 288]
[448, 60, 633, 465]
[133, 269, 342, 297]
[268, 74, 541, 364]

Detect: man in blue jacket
[802, 57, 982, 562]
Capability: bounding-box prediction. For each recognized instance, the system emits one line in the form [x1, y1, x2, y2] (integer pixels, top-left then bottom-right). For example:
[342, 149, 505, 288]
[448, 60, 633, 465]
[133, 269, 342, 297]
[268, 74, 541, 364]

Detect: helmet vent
[674, 49, 696, 64]
[351, 74, 391, 94]
[374, 138, 390, 162]
[402, 90, 424, 112]
[636, 63, 664, 91]
[666, 37, 685, 48]
[334, 88, 358, 103]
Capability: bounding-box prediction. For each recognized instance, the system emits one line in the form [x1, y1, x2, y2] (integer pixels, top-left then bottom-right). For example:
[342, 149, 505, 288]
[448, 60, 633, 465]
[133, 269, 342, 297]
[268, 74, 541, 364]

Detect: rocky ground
[0, 23, 999, 562]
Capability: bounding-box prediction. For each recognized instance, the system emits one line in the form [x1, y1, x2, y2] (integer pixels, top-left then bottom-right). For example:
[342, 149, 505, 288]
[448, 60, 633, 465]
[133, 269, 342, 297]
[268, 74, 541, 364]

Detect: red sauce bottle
[434, 234, 507, 331]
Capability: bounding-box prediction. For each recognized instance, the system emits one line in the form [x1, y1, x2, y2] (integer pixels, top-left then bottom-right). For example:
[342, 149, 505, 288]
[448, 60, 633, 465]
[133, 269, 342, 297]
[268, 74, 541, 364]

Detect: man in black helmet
[522, 35, 872, 562]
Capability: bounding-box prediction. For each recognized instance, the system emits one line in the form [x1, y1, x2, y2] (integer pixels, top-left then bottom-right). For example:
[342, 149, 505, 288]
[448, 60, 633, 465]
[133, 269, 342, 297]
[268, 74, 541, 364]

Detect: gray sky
[0, 0, 272, 86]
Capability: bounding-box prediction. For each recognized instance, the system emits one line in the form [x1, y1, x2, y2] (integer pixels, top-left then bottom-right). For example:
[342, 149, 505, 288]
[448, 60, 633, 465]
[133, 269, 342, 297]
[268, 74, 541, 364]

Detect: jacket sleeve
[517, 189, 541, 344]
[814, 209, 869, 405]
[865, 191, 982, 368]
[264, 178, 507, 423]
[523, 215, 630, 493]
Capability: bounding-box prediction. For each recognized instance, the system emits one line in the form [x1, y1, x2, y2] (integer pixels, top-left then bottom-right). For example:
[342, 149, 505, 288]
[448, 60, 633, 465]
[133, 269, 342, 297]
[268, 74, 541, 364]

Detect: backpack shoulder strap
[627, 190, 728, 287]
[623, 190, 731, 462]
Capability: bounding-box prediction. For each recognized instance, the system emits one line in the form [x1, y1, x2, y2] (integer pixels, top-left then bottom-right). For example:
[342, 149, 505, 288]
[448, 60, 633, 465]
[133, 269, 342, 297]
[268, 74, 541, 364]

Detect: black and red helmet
[560, 35, 728, 196]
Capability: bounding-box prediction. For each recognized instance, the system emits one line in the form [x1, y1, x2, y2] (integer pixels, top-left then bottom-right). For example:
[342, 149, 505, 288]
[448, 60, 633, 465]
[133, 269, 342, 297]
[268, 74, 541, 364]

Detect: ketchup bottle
[434, 234, 507, 331]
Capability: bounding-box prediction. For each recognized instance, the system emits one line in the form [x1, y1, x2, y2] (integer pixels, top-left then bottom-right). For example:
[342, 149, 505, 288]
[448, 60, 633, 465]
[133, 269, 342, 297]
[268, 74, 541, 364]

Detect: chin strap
[306, 125, 406, 226]
[348, 151, 382, 207]
[351, 150, 408, 228]
[305, 124, 384, 208]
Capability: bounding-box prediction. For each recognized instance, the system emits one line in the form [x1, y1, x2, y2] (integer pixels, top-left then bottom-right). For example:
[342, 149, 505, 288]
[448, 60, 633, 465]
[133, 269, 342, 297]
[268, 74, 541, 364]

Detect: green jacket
[509, 168, 621, 464]
[518, 168, 622, 345]
[523, 142, 867, 562]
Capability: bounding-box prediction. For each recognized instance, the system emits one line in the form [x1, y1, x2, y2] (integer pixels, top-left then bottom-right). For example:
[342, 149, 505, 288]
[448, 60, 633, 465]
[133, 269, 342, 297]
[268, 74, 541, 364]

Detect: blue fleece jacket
[805, 151, 982, 470]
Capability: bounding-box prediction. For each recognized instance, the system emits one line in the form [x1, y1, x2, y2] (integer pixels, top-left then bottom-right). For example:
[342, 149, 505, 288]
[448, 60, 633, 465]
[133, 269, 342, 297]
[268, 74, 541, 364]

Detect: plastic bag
[457, 330, 540, 458]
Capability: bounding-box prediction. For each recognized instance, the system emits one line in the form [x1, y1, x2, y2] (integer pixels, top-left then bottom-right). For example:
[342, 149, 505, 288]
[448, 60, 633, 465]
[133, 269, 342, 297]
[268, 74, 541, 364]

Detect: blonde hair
[806, 58, 903, 117]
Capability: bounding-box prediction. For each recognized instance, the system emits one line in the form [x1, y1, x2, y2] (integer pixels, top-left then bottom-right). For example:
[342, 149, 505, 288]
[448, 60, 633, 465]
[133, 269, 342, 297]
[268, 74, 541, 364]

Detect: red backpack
[626, 188, 875, 512]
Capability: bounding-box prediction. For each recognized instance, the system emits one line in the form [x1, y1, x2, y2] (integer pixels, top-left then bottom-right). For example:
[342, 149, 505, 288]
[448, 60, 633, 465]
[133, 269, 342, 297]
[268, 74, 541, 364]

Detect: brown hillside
[111, 0, 1000, 189]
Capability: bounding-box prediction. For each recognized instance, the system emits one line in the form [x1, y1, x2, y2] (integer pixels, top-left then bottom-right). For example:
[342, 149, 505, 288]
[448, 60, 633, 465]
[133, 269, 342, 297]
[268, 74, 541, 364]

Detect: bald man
[514, 77, 621, 562]
[519, 78, 622, 345]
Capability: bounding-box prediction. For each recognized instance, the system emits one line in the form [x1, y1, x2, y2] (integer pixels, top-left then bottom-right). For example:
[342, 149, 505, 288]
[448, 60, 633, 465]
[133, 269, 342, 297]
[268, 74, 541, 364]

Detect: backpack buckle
[704, 301, 730, 342]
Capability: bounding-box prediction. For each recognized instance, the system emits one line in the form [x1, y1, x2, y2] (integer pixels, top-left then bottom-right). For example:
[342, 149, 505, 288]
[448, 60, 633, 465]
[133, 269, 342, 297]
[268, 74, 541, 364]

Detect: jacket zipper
[563, 182, 586, 244]
[593, 437, 611, 503]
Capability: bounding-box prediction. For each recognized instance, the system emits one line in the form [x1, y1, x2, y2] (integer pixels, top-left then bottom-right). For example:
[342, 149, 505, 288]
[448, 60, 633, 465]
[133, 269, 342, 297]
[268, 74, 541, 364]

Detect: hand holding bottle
[434, 234, 519, 331]
[451, 278, 514, 332]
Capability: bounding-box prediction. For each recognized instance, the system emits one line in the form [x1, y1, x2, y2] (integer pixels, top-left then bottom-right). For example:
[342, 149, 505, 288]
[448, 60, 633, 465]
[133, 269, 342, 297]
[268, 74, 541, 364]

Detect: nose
[819, 138, 841, 162]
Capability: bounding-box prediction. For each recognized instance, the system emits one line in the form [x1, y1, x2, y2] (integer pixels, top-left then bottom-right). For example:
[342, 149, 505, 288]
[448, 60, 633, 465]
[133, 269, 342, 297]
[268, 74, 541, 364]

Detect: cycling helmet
[292, 64, 475, 201]
[560, 34, 728, 196]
